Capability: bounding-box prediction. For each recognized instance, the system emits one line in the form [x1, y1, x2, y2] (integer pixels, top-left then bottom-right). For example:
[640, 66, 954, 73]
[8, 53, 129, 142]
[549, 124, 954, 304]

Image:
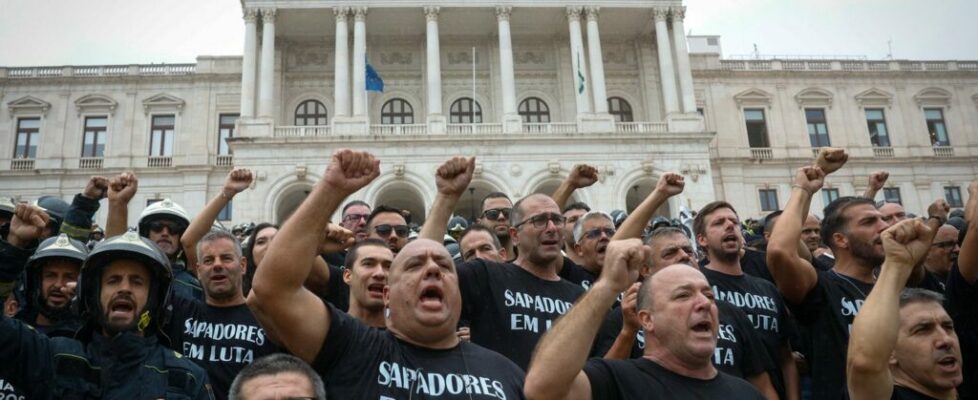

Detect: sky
[1, 0, 976, 67]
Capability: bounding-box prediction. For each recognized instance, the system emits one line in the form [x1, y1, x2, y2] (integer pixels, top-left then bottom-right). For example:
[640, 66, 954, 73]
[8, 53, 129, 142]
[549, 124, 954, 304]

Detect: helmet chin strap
[137, 310, 152, 332]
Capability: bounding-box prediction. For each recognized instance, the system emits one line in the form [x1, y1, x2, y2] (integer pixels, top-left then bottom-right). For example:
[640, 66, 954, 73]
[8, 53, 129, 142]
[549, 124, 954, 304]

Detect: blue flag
[366, 60, 384, 92]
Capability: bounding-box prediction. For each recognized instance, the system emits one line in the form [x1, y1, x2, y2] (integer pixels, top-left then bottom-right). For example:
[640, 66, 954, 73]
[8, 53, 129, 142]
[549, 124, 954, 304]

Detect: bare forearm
[551, 181, 575, 210]
[603, 329, 638, 360]
[780, 345, 800, 400]
[182, 191, 230, 252]
[862, 187, 880, 200]
[303, 256, 331, 296]
[767, 188, 816, 303]
[848, 260, 908, 371]
[105, 200, 128, 237]
[959, 225, 978, 284]
[420, 194, 459, 241]
[613, 191, 668, 240]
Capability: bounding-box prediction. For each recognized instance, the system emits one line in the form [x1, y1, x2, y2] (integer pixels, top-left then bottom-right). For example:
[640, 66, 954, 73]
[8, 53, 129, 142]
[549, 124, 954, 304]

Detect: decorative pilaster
[496, 6, 520, 132]
[653, 8, 679, 114]
[258, 8, 277, 118]
[425, 6, 445, 129]
[670, 6, 697, 113]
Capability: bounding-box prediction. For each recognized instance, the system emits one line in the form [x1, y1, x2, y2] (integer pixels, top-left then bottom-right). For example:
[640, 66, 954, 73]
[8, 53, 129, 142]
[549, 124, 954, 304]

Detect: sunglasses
[374, 224, 410, 238]
[483, 208, 511, 220]
[342, 213, 369, 223]
[583, 227, 616, 240]
[514, 213, 566, 229]
[148, 220, 186, 235]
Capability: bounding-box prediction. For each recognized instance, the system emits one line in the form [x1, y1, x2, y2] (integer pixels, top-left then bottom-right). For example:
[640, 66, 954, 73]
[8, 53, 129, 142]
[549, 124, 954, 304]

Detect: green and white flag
[577, 52, 586, 94]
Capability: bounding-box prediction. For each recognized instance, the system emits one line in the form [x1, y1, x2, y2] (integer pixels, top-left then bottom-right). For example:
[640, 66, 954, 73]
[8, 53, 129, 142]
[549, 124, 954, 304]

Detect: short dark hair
[460, 224, 502, 250]
[899, 288, 945, 308]
[563, 201, 591, 214]
[762, 210, 784, 236]
[821, 196, 875, 250]
[228, 353, 326, 400]
[342, 200, 370, 216]
[242, 222, 277, 295]
[481, 191, 511, 212]
[693, 201, 738, 238]
[510, 193, 550, 227]
[196, 230, 243, 261]
[343, 238, 390, 270]
[366, 205, 405, 228]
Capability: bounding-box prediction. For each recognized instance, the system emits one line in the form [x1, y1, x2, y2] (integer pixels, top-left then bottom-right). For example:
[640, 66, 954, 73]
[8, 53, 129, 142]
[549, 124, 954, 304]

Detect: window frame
[759, 189, 779, 212]
[822, 188, 840, 205]
[218, 113, 239, 156]
[944, 186, 963, 208]
[81, 115, 108, 158]
[450, 97, 483, 124]
[924, 108, 950, 146]
[607, 97, 633, 122]
[294, 100, 328, 126]
[805, 108, 831, 147]
[883, 187, 903, 205]
[865, 108, 890, 147]
[14, 117, 41, 159]
[217, 200, 233, 221]
[149, 114, 175, 157]
[518, 97, 551, 123]
[381, 98, 415, 125]
[743, 108, 771, 148]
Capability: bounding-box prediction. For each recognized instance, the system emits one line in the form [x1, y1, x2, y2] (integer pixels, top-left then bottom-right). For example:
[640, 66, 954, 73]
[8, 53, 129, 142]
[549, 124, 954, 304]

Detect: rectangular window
[944, 186, 963, 208]
[146, 198, 163, 207]
[744, 109, 770, 148]
[805, 108, 831, 147]
[865, 109, 890, 147]
[149, 115, 175, 156]
[759, 189, 779, 212]
[924, 108, 950, 146]
[218, 114, 238, 156]
[822, 188, 840, 205]
[218, 201, 232, 221]
[883, 187, 902, 205]
[14, 117, 40, 159]
[82, 116, 108, 157]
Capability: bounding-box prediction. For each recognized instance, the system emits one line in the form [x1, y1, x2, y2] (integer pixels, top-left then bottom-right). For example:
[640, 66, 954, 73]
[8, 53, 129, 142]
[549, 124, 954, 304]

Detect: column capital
[333, 6, 350, 21]
[651, 7, 669, 22]
[353, 6, 368, 21]
[495, 6, 512, 21]
[585, 6, 600, 21]
[243, 8, 259, 23]
[424, 6, 440, 22]
[670, 6, 686, 22]
[261, 8, 276, 23]
[565, 6, 583, 21]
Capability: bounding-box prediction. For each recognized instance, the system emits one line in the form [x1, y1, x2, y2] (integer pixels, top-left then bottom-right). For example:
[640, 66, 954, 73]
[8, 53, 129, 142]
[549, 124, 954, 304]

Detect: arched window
[294, 100, 328, 126]
[607, 97, 633, 122]
[449, 97, 482, 123]
[518, 97, 551, 123]
[381, 98, 414, 124]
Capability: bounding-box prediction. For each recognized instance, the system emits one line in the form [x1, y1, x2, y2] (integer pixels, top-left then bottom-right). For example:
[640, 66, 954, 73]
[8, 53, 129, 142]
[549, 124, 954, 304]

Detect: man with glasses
[323, 200, 372, 267]
[366, 205, 409, 255]
[561, 212, 616, 292]
[920, 225, 960, 294]
[477, 192, 515, 261]
[420, 156, 585, 370]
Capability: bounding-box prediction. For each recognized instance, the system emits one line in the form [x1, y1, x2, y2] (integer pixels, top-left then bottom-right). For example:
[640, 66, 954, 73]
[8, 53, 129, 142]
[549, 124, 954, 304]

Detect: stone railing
[933, 146, 955, 158]
[216, 155, 233, 167]
[271, 121, 675, 137]
[615, 122, 668, 134]
[719, 60, 978, 73]
[872, 147, 895, 158]
[2, 64, 196, 78]
[274, 125, 332, 137]
[79, 157, 103, 169]
[147, 156, 173, 168]
[370, 124, 428, 135]
[10, 159, 34, 171]
[750, 148, 774, 160]
[447, 123, 504, 135]
[522, 122, 578, 134]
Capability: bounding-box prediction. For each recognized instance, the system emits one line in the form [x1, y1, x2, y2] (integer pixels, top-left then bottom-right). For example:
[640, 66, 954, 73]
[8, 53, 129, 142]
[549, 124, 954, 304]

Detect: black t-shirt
[322, 250, 347, 268]
[584, 357, 764, 400]
[167, 296, 281, 400]
[592, 306, 644, 359]
[916, 270, 947, 294]
[741, 248, 774, 283]
[558, 257, 598, 292]
[702, 267, 793, 397]
[891, 385, 939, 400]
[458, 259, 585, 370]
[814, 254, 836, 271]
[944, 265, 977, 400]
[323, 264, 350, 312]
[789, 269, 873, 400]
[312, 302, 526, 399]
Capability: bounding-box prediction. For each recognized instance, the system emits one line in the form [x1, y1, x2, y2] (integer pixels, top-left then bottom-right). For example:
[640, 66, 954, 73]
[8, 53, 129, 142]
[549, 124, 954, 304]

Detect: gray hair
[899, 288, 945, 308]
[572, 211, 614, 243]
[228, 353, 326, 400]
[196, 229, 243, 261]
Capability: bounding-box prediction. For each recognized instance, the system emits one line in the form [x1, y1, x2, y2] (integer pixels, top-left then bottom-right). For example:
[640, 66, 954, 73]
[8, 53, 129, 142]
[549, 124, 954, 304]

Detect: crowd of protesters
[0, 147, 974, 400]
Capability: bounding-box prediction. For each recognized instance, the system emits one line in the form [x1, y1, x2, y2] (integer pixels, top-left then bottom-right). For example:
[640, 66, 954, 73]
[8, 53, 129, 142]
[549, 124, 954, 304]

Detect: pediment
[7, 95, 52, 117]
[794, 87, 834, 109]
[74, 94, 118, 116]
[142, 93, 185, 114]
[733, 88, 772, 107]
[914, 87, 952, 108]
[854, 88, 893, 108]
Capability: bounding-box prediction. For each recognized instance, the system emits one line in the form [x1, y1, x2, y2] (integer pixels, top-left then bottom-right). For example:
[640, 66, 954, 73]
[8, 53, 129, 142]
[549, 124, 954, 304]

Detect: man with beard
[105, 171, 204, 301]
[0, 230, 213, 399]
[524, 240, 764, 400]
[167, 230, 281, 400]
[919, 225, 959, 294]
[247, 150, 525, 399]
[420, 156, 585, 370]
[477, 191, 516, 260]
[694, 201, 799, 400]
[365, 205, 409, 255]
[848, 219, 962, 400]
[767, 149, 949, 400]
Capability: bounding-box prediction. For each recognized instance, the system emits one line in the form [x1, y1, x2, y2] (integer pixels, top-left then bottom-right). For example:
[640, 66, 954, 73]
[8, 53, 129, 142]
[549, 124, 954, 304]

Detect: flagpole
[471, 46, 476, 129]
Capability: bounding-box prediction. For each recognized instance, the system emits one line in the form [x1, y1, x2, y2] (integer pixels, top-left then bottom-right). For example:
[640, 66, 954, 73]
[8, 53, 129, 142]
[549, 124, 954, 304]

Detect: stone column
[352, 7, 368, 118]
[333, 7, 351, 117]
[425, 6, 446, 132]
[670, 6, 696, 113]
[585, 7, 608, 114]
[653, 8, 679, 114]
[258, 8, 276, 118]
[239, 8, 258, 118]
[567, 7, 591, 115]
[496, 7, 518, 119]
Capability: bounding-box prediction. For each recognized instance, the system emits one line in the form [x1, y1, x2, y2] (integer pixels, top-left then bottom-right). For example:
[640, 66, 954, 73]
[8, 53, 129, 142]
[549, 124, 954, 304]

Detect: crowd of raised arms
[0, 147, 975, 400]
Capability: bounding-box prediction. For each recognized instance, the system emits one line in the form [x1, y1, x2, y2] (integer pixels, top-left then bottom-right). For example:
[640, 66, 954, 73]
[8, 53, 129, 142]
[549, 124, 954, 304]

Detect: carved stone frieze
[514, 51, 546, 65]
[381, 52, 413, 65]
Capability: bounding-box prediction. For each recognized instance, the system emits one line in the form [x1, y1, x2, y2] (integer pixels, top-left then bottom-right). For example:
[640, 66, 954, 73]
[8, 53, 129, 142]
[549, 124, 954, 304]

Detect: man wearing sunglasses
[920, 224, 960, 294]
[562, 212, 616, 292]
[477, 192, 515, 261]
[420, 156, 585, 370]
[366, 205, 409, 255]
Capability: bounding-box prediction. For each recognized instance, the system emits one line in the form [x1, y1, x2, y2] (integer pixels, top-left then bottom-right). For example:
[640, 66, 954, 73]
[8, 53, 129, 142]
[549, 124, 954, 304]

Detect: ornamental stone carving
[333, 7, 349, 21]
[423, 6, 440, 22]
[652, 8, 670, 22]
[243, 8, 259, 22]
[447, 51, 479, 65]
[585, 6, 600, 21]
[566, 6, 583, 20]
[671, 6, 686, 21]
[381, 52, 413, 65]
[509, 164, 522, 177]
[261, 8, 276, 23]
[548, 161, 561, 175]
[353, 7, 368, 21]
[515, 51, 545, 65]
[495, 6, 511, 21]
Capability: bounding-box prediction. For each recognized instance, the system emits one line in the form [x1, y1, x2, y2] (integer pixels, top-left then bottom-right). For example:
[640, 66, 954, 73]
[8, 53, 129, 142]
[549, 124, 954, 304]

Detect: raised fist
[793, 166, 826, 195]
[927, 199, 950, 223]
[323, 149, 380, 196]
[867, 171, 889, 192]
[881, 219, 934, 269]
[654, 172, 685, 197]
[223, 168, 254, 196]
[82, 176, 109, 200]
[567, 164, 599, 189]
[601, 239, 650, 294]
[108, 172, 138, 204]
[435, 156, 475, 197]
[320, 223, 355, 254]
[814, 148, 848, 175]
[621, 282, 641, 332]
[9, 204, 50, 247]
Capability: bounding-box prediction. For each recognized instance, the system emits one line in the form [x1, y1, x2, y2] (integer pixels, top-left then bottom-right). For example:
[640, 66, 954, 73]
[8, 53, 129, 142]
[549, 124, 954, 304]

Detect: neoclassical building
[1, 0, 976, 227]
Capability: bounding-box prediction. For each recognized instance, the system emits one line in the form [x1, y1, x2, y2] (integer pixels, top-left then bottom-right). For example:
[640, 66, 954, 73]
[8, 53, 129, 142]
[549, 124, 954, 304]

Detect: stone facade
[0, 1, 975, 227]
